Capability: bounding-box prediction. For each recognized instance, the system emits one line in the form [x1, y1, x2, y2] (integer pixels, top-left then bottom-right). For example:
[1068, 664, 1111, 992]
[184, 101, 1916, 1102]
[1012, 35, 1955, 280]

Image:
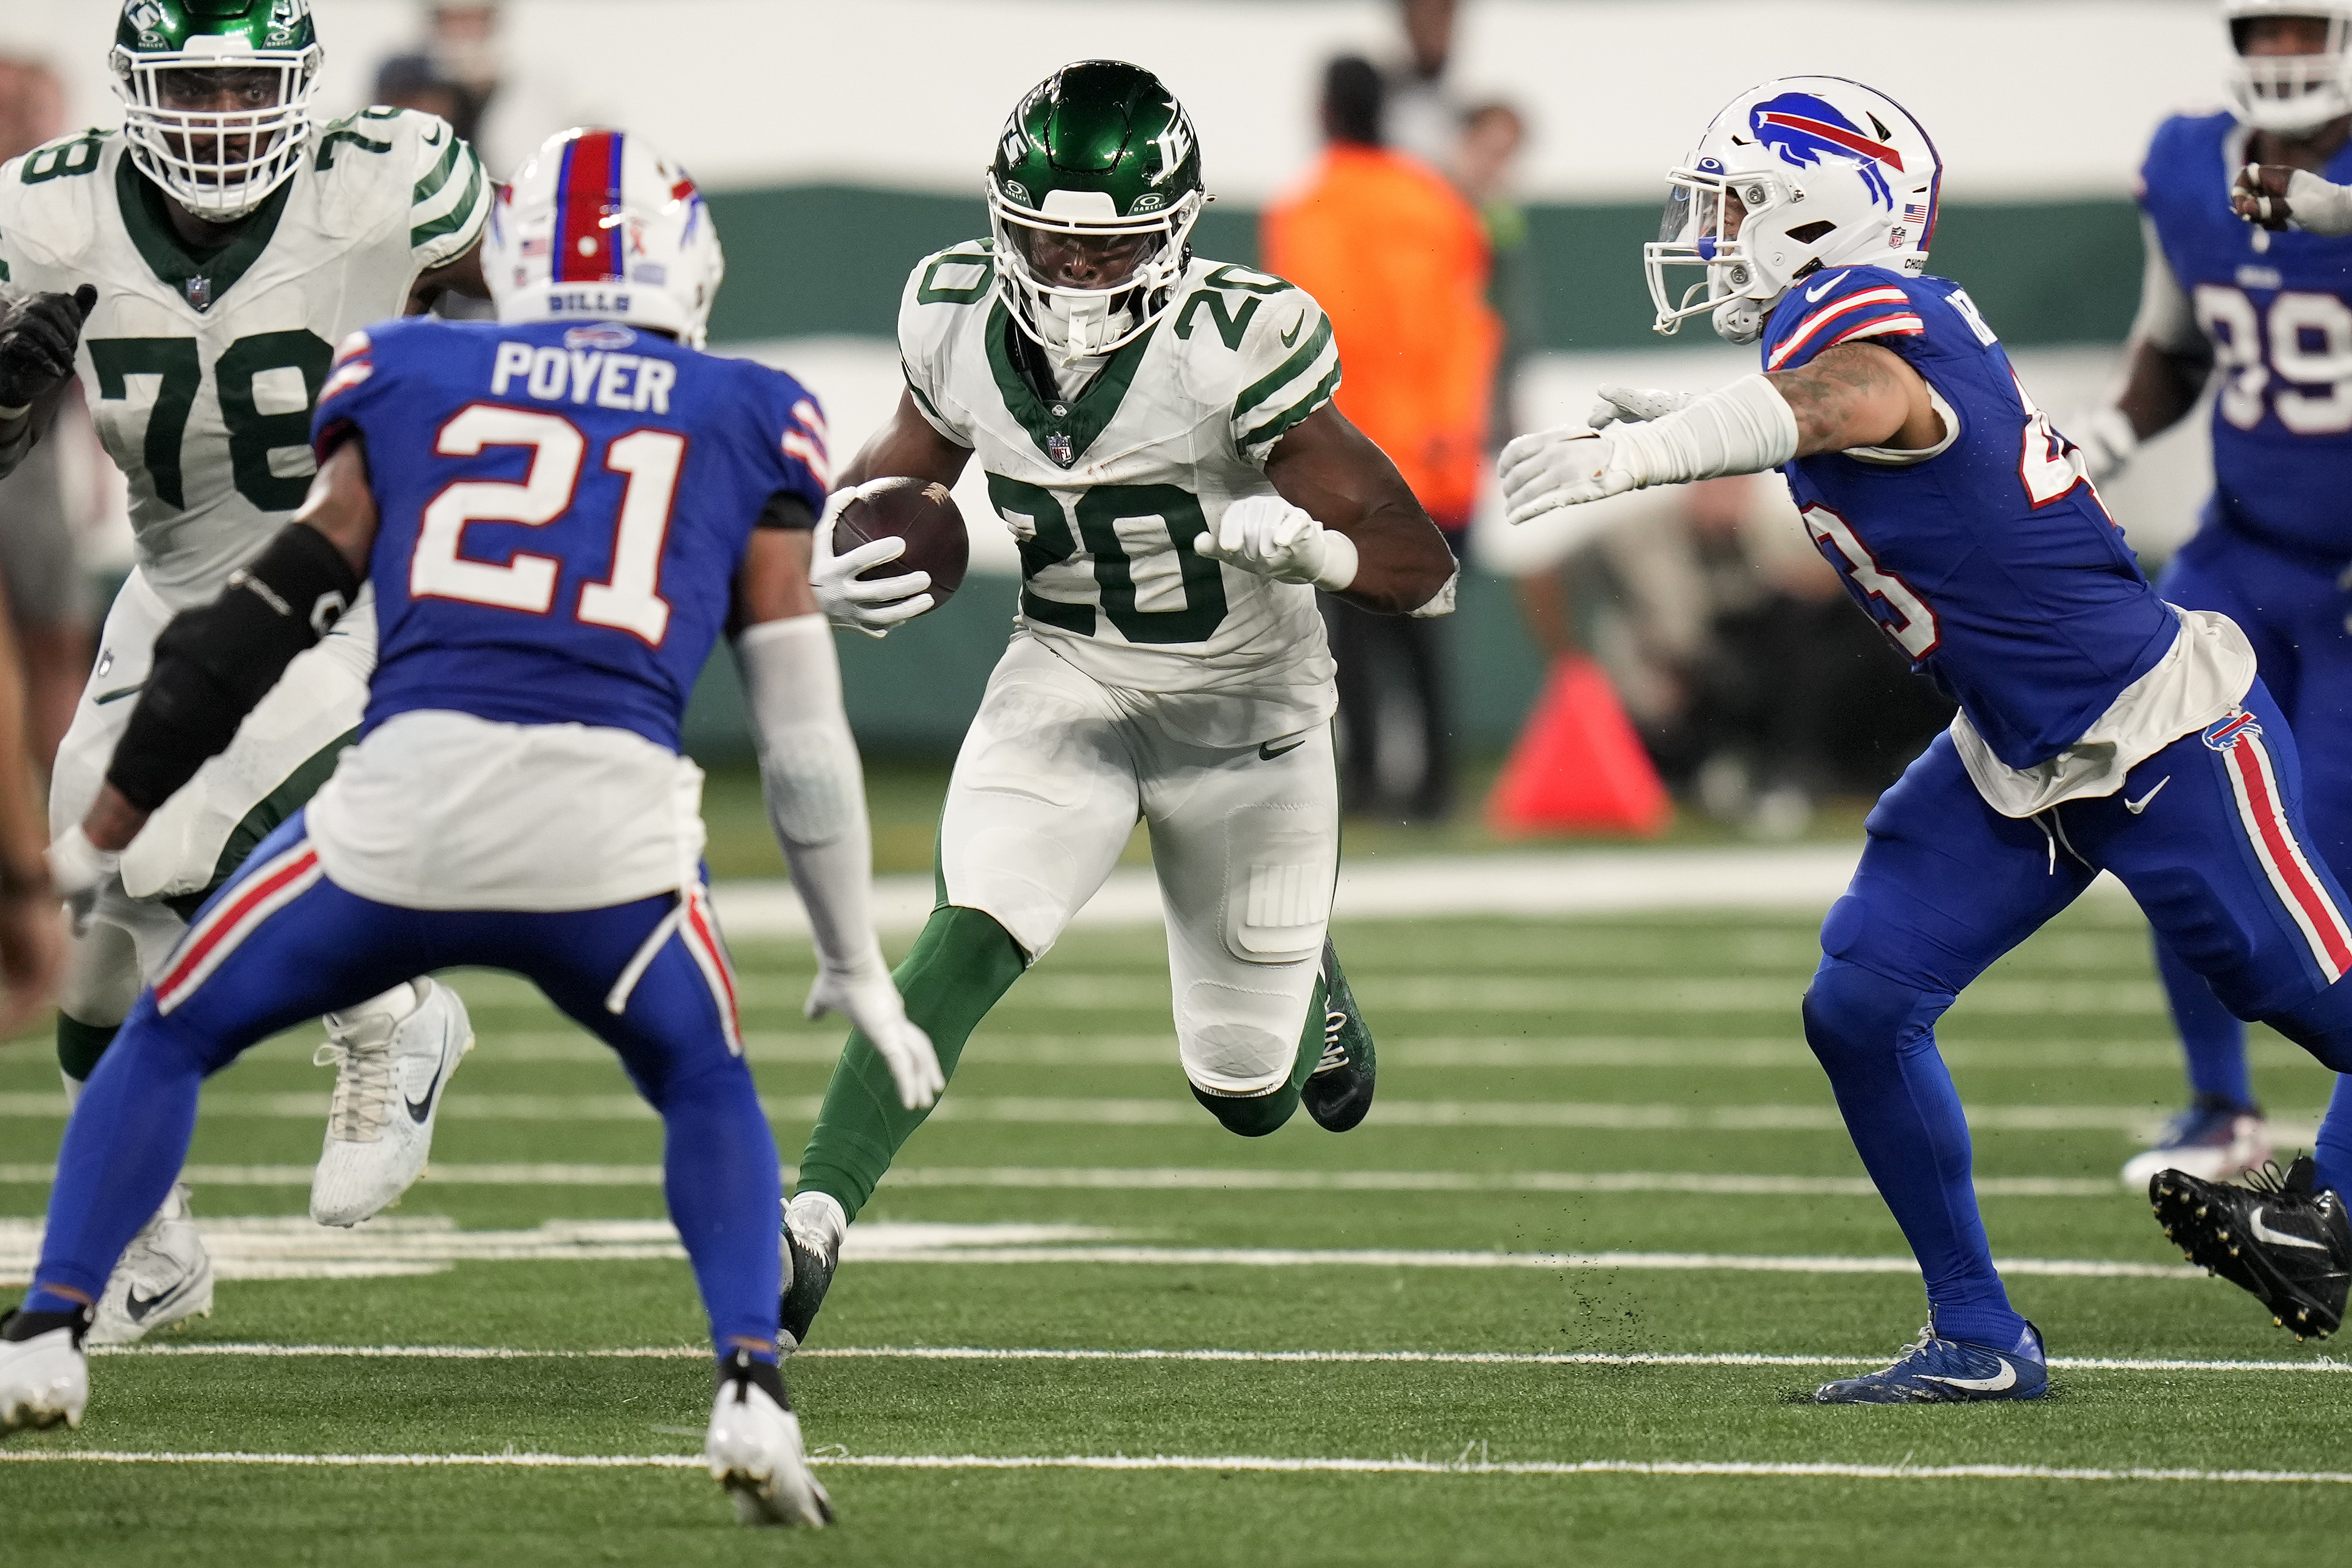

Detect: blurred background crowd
[0, 0, 2232, 845]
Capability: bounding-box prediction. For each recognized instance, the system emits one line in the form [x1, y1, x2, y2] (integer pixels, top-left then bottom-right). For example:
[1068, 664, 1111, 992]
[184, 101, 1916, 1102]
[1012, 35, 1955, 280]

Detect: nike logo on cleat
[124, 1281, 192, 1323]
[2250, 1208, 2330, 1251]
[406, 1066, 447, 1125]
[1259, 737, 1308, 761]
[1920, 1359, 2017, 1394]
[2124, 777, 2170, 814]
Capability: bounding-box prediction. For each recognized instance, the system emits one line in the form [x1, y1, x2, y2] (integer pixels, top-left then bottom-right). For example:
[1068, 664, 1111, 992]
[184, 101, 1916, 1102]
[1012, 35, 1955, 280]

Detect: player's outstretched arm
[813, 390, 974, 637]
[53, 442, 376, 921]
[1500, 345, 1938, 525]
[732, 530, 942, 1111]
[1202, 404, 1458, 616]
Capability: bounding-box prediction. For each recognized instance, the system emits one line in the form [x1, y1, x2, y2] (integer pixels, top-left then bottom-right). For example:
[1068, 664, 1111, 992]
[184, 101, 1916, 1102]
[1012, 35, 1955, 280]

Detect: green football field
[3, 885, 2348, 1564]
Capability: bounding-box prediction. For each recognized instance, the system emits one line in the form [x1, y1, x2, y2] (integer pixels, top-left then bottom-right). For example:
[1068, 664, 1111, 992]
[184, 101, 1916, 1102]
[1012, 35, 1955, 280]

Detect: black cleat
[2150, 1156, 2350, 1340]
[779, 1212, 837, 1356]
[1302, 939, 1376, 1133]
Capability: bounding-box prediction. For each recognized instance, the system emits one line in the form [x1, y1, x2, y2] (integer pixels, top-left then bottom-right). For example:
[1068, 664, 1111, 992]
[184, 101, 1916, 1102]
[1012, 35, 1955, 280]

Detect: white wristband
[1311, 531, 1358, 592]
[2287, 168, 2352, 237]
[1609, 373, 1800, 488]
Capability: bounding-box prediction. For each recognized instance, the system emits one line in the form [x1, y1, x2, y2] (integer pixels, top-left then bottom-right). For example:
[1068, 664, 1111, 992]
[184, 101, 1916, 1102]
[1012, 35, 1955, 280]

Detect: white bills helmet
[2225, 2, 2352, 135]
[1645, 76, 1942, 345]
[484, 128, 725, 348]
[111, 0, 324, 222]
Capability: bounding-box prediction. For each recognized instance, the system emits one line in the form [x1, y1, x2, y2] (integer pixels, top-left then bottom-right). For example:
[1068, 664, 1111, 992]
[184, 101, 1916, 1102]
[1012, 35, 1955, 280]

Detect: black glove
[0, 284, 96, 412]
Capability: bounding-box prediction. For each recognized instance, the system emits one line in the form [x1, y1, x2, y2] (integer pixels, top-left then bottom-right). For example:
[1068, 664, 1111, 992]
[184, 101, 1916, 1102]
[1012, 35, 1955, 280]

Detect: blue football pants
[1803, 678, 2352, 1347]
[29, 812, 783, 1359]
[2155, 527, 2352, 1111]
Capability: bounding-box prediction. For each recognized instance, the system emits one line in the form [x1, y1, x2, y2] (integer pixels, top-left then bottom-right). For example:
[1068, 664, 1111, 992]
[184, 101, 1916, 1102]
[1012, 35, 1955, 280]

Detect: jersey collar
[116, 154, 294, 314]
[985, 299, 1155, 470]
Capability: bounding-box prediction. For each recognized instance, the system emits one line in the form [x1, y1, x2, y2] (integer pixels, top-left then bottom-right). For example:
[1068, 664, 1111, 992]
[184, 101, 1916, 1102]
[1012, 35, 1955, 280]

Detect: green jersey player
[0, 0, 491, 1342]
[782, 61, 1458, 1346]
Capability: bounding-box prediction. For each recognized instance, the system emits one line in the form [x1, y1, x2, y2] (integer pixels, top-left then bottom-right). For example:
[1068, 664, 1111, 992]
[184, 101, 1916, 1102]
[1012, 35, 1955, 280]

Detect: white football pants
[938, 634, 1338, 1098]
[51, 567, 376, 1020]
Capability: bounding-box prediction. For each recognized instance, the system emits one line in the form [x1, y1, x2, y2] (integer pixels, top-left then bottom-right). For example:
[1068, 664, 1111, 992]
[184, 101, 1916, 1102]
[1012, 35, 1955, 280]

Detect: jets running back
[780, 61, 1457, 1356]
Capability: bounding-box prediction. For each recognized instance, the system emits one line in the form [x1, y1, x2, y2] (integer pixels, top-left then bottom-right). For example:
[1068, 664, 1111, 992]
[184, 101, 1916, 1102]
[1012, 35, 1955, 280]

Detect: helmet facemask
[2228, 7, 2352, 136]
[112, 36, 320, 222]
[988, 181, 1203, 366]
[1644, 161, 1802, 344]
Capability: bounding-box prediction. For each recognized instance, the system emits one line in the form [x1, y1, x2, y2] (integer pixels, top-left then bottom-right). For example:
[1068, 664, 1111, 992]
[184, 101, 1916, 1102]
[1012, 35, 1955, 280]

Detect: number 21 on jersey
[415, 404, 679, 646]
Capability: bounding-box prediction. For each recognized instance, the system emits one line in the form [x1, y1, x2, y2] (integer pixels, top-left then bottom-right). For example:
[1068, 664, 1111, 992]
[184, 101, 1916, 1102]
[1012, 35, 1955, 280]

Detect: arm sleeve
[2129, 215, 2206, 359]
[405, 115, 491, 271]
[1230, 287, 1342, 465]
[733, 613, 885, 978]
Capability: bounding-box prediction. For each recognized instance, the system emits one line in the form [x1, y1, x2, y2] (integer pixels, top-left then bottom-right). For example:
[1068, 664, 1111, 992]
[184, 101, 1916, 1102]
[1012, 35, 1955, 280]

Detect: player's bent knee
[1190, 1083, 1298, 1137]
[1802, 957, 1950, 1070]
[2264, 974, 2352, 1073]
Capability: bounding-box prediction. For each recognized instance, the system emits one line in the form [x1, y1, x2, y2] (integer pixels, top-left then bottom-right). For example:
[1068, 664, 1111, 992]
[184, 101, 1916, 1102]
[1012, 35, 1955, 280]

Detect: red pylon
[1486, 655, 1672, 837]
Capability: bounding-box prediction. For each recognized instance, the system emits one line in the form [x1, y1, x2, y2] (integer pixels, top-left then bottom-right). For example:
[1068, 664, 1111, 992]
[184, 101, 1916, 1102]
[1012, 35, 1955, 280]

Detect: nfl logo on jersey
[1046, 431, 1075, 466]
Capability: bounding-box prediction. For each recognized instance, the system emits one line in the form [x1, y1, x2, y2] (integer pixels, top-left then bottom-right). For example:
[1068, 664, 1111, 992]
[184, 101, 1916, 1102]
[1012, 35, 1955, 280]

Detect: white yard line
[0, 1163, 2126, 1197]
[0, 1217, 2208, 1282]
[90, 1343, 2350, 1374]
[3, 1449, 2343, 1485]
[5, 1094, 2301, 1139]
[444, 971, 2171, 1015]
[709, 848, 1878, 938]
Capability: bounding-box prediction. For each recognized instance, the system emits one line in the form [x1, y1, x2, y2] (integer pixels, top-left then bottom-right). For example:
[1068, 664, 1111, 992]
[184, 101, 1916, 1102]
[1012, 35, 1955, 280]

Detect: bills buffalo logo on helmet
[1750, 92, 1905, 208]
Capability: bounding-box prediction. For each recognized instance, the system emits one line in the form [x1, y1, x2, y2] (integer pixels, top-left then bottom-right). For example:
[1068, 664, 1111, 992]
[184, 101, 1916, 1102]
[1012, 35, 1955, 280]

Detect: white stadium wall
[1, 0, 2234, 754]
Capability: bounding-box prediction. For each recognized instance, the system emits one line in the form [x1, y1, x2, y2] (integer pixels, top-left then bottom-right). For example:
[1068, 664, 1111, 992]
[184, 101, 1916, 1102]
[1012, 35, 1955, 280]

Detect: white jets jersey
[0, 110, 489, 610]
[900, 244, 1343, 745]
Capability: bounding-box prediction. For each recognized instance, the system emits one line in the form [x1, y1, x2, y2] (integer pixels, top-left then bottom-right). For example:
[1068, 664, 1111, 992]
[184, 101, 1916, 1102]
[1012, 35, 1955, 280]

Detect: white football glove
[811, 484, 934, 639]
[1498, 425, 1640, 525]
[1587, 384, 1696, 429]
[804, 958, 944, 1110]
[1193, 494, 1359, 591]
[2072, 406, 2139, 484]
[46, 824, 116, 938]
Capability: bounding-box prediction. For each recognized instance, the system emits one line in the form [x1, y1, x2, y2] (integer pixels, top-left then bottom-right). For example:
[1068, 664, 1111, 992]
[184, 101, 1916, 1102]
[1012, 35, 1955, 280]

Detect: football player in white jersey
[0, 0, 492, 1342]
[779, 61, 1460, 1347]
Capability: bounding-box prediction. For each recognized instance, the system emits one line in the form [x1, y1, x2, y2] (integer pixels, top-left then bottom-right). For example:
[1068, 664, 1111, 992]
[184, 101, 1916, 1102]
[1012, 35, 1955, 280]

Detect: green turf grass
[4, 901, 2348, 1562]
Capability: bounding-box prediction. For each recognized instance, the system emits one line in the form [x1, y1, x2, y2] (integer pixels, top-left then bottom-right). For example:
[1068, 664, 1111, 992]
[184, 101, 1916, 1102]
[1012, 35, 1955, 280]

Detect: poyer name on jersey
[491, 340, 677, 414]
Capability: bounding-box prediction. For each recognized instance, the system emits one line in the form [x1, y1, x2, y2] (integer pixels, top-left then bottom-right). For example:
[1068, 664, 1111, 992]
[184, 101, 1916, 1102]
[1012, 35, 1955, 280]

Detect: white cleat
[310, 978, 474, 1227]
[87, 1183, 213, 1347]
[0, 1314, 88, 1436]
[706, 1354, 832, 1528]
[2119, 1099, 2272, 1190]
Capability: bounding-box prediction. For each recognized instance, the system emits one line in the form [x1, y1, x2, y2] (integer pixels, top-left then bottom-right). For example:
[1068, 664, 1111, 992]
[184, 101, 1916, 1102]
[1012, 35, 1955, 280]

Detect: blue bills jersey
[1762, 266, 2181, 769]
[310, 317, 828, 751]
[2141, 111, 2352, 558]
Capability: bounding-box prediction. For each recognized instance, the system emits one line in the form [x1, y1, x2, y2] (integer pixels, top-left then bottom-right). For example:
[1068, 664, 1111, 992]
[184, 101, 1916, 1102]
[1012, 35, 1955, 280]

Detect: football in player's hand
[833, 477, 969, 610]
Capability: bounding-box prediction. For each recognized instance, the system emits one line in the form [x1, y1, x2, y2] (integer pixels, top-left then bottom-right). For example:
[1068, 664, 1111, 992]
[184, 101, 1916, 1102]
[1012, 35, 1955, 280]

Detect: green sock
[797, 904, 1027, 1221]
[57, 1014, 120, 1084]
[1189, 974, 1327, 1137]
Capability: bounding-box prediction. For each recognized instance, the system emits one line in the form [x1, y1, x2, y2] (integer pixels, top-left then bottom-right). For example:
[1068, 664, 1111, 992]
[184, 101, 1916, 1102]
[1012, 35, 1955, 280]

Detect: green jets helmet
[111, 0, 324, 221]
[986, 60, 1207, 365]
